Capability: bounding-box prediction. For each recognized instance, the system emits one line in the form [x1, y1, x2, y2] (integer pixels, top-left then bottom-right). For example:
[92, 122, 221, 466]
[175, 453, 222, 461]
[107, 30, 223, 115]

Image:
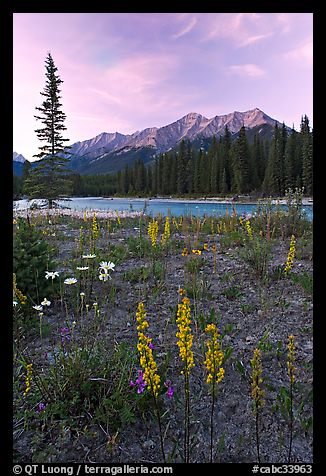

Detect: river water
[13, 197, 313, 221]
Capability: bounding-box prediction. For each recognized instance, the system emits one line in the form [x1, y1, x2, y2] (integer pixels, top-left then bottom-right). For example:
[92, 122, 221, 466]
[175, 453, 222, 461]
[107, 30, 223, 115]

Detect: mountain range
[13, 108, 285, 176]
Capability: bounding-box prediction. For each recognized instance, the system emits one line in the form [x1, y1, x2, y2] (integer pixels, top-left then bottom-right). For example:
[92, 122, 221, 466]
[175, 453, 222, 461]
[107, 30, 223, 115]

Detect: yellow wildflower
[161, 216, 170, 246]
[172, 217, 179, 230]
[251, 349, 264, 413]
[192, 249, 202, 255]
[135, 302, 161, 397]
[204, 324, 224, 385]
[148, 219, 159, 247]
[284, 235, 296, 275]
[13, 273, 27, 305]
[287, 335, 296, 385]
[91, 213, 100, 241]
[23, 363, 33, 397]
[178, 287, 187, 296]
[245, 219, 253, 240]
[203, 243, 209, 251]
[115, 210, 121, 226]
[176, 297, 194, 376]
[181, 247, 189, 256]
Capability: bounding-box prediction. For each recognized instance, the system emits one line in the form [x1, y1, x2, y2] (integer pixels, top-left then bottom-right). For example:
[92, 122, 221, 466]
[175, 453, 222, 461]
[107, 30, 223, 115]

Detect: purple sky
[13, 13, 313, 162]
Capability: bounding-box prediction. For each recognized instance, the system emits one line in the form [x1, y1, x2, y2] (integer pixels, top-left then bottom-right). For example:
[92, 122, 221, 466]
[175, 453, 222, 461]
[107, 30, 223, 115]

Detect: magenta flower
[130, 370, 147, 394]
[36, 402, 46, 413]
[164, 380, 174, 398]
[148, 341, 154, 350]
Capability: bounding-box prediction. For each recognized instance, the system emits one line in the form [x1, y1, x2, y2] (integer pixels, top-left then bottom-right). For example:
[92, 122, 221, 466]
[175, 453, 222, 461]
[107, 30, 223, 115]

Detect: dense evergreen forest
[14, 116, 313, 200]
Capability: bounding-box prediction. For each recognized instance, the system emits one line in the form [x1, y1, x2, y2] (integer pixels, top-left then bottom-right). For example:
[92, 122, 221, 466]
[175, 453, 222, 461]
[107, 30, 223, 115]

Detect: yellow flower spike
[148, 219, 159, 247]
[251, 349, 264, 412]
[13, 273, 27, 305]
[284, 235, 296, 275]
[181, 247, 189, 256]
[176, 297, 194, 376]
[135, 302, 161, 398]
[23, 363, 33, 397]
[245, 219, 253, 240]
[192, 249, 202, 255]
[161, 216, 171, 246]
[204, 324, 224, 385]
[91, 213, 100, 241]
[203, 243, 209, 251]
[115, 210, 121, 226]
[287, 335, 296, 385]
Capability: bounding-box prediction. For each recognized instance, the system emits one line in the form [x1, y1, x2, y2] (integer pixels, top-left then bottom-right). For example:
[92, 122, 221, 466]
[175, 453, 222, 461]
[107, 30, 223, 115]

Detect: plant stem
[184, 372, 190, 463]
[210, 382, 216, 463]
[255, 405, 261, 463]
[288, 382, 293, 463]
[154, 396, 166, 463]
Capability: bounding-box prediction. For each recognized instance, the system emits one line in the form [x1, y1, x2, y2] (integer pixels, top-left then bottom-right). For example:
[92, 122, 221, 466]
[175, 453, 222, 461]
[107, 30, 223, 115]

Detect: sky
[13, 12, 313, 162]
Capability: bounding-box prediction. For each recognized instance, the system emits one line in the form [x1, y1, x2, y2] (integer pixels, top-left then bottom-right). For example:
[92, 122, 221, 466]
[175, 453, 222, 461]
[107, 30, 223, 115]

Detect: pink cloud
[285, 37, 313, 65]
[228, 64, 266, 78]
[172, 16, 198, 39]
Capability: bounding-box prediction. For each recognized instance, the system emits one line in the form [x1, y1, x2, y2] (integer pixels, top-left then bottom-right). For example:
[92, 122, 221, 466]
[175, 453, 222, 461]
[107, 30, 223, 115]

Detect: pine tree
[222, 125, 232, 192]
[177, 140, 188, 194]
[232, 126, 250, 193]
[23, 53, 72, 208]
[284, 126, 298, 191]
[209, 137, 218, 194]
[263, 123, 285, 195]
[300, 115, 313, 195]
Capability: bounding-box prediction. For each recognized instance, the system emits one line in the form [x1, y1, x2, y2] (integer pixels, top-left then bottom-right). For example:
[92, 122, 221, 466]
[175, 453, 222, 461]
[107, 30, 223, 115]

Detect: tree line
[14, 116, 313, 200]
[13, 53, 312, 202]
[74, 117, 313, 198]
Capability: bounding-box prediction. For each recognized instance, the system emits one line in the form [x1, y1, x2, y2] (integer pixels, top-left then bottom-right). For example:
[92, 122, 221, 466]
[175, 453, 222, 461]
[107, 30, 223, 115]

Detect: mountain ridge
[14, 108, 288, 175]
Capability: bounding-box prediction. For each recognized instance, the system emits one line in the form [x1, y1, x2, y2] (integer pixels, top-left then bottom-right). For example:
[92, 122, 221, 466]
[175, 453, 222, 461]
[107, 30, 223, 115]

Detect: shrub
[13, 217, 56, 304]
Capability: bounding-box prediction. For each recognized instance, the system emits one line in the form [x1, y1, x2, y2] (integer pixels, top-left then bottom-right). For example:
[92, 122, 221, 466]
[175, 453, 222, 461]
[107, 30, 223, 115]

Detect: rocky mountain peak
[13, 152, 26, 163]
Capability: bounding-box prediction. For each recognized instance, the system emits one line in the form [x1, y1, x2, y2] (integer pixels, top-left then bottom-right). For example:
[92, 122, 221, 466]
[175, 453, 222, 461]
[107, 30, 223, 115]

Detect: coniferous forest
[14, 116, 313, 200]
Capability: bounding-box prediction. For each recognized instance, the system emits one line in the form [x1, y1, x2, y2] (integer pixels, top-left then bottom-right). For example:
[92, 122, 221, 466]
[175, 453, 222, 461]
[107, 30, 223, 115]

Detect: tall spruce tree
[300, 115, 313, 195]
[231, 126, 251, 193]
[23, 53, 72, 208]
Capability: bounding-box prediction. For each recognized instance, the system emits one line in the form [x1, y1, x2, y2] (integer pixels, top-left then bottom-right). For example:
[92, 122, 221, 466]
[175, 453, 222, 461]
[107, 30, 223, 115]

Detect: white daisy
[45, 271, 59, 280]
[64, 277, 78, 285]
[82, 254, 96, 259]
[33, 305, 43, 311]
[41, 298, 51, 306]
[13, 301, 18, 307]
[99, 261, 115, 272]
[76, 266, 89, 271]
[99, 273, 109, 282]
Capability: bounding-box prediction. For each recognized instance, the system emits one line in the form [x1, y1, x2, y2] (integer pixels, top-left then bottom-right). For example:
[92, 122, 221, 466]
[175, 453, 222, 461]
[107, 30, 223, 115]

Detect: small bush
[13, 217, 56, 305]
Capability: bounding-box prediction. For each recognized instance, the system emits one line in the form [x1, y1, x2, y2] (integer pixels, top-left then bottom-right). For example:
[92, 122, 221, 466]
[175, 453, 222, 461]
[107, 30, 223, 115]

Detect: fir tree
[23, 53, 72, 208]
[284, 126, 298, 191]
[232, 126, 251, 193]
[177, 140, 188, 194]
[300, 115, 313, 195]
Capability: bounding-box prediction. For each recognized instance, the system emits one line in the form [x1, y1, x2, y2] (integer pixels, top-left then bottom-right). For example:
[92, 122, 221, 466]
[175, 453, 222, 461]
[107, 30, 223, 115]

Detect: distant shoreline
[75, 196, 314, 206]
[14, 196, 314, 209]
